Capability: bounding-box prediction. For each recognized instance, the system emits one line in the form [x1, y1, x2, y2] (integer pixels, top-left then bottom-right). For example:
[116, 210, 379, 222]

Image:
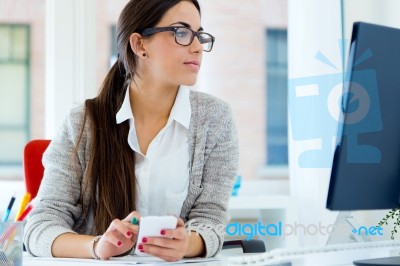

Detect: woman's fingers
[122, 211, 141, 234]
[94, 212, 142, 260]
[160, 218, 186, 240]
[140, 244, 181, 262]
[122, 211, 141, 223]
[138, 217, 187, 247]
[161, 227, 186, 240]
[109, 218, 136, 239]
[137, 218, 189, 261]
[102, 230, 124, 247]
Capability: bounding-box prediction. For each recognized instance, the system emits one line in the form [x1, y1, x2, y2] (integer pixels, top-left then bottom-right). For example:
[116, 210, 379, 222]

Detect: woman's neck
[129, 78, 179, 122]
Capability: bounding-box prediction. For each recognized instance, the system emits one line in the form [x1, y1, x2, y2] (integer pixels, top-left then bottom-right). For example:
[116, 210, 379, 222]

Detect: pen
[16, 204, 33, 222]
[14, 192, 31, 221]
[2, 194, 16, 222]
[0, 223, 17, 246]
[0, 204, 32, 243]
[3, 229, 16, 251]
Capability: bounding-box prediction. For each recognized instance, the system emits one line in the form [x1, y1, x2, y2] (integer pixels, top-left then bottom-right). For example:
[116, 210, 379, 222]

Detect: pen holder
[0, 221, 24, 266]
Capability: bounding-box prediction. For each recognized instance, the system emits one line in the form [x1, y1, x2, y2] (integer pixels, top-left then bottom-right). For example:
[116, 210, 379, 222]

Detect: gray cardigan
[23, 90, 239, 258]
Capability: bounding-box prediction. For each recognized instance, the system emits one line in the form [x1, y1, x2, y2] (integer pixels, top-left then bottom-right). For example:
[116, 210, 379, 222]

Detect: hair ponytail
[78, 59, 136, 234]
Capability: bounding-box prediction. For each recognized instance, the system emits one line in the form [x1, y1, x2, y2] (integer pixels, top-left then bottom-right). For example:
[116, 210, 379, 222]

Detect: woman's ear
[129, 33, 147, 58]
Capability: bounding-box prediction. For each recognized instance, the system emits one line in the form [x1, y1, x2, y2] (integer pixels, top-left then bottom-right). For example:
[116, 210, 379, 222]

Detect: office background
[0, 0, 288, 181]
[1, 0, 400, 251]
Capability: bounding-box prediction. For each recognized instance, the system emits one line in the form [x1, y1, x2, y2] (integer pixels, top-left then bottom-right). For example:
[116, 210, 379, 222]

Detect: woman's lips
[184, 61, 200, 71]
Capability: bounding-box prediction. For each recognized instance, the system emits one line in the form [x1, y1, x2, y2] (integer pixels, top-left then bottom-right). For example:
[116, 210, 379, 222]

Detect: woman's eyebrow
[170, 21, 203, 31]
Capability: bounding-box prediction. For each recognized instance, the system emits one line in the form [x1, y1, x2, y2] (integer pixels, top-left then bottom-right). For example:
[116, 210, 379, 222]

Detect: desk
[22, 246, 400, 266]
[225, 241, 400, 266]
[21, 252, 391, 266]
[23, 253, 225, 266]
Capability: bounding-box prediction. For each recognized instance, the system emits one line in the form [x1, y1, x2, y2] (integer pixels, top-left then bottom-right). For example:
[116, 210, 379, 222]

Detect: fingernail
[127, 231, 132, 236]
[138, 244, 143, 250]
[117, 241, 122, 247]
[142, 237, 147, 243]
[131, 217, 138, 225]
[160, 229, 166, 235]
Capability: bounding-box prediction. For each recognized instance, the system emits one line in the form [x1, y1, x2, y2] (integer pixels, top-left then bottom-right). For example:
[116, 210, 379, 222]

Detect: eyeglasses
[141, 26, 215, 52]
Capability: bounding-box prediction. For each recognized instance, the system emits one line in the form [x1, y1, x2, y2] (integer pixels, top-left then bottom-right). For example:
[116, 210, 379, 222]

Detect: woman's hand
[137, 218, 190, 262]
[94, 211, 141, 260]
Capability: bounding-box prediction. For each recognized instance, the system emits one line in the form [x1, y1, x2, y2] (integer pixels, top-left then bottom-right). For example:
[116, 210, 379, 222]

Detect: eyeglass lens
[175, 28, 213, 51]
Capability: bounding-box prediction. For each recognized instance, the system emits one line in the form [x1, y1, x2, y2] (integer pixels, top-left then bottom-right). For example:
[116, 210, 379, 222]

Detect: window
[266, 29, 288, 165]
[110, 25, 117, 67]
[0, 25, 30, 166]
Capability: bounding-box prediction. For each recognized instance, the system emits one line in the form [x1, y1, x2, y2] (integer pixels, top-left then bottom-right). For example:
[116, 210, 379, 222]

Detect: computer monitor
[327, 22, 400, 265]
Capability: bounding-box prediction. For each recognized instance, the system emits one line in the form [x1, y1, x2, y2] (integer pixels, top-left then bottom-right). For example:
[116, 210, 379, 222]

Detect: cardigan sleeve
[185, 101, 239, 258]
[23, 107, 86, 257]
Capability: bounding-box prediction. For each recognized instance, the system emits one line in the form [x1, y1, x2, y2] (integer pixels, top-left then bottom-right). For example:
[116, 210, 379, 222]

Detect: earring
[142, 53, 146, 57]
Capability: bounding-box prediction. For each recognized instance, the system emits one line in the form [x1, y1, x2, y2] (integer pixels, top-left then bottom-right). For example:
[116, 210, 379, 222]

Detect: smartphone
[134, 215, 178, 256]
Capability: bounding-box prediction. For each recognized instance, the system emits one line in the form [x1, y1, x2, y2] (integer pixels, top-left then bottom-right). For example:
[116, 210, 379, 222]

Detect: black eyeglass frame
[141, 26, 215, 52]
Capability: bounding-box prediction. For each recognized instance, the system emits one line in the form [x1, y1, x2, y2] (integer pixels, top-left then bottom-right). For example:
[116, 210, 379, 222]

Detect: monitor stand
[326, 211, 371, 246]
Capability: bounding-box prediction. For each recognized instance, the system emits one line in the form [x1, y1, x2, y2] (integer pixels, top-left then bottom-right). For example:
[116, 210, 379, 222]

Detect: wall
[201, 0, 287, 179]
[0, 0, 46, 139]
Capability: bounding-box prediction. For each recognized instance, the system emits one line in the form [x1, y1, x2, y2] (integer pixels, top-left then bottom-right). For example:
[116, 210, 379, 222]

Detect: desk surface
[22, 241, 400, 266]
[21, 251, 367, 266]
[23, 253, 226, 266]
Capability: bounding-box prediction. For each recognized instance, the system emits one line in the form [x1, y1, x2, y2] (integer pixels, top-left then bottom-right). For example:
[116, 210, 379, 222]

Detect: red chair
[23, 140, 51, 199]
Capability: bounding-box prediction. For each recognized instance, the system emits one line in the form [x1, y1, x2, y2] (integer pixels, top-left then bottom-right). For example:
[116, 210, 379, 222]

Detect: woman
[24, 0, 238, 262]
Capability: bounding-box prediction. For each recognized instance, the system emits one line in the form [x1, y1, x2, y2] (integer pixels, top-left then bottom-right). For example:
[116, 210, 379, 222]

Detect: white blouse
[116, 85, 191, 217]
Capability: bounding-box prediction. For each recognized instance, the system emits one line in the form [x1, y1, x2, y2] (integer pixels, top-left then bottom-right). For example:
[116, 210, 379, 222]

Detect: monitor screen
[327, 22, 400, 210]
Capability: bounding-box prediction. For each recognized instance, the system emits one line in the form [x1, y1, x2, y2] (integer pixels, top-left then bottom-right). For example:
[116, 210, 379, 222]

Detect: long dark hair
[76, 0, 201, 234]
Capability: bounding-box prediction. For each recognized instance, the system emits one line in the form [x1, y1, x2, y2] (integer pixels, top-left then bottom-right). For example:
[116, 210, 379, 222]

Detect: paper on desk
[111, 255, 219, 264]
[24, 253, 219, 265]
